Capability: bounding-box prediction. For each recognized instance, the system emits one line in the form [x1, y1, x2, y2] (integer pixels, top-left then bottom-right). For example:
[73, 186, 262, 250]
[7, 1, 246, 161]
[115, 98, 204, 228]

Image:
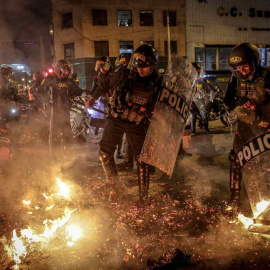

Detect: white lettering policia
[159, 87, 189, 121]
[237, 132, 270, 167]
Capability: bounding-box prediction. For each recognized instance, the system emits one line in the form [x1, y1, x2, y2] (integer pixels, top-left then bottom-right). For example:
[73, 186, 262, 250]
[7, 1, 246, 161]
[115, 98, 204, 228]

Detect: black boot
[203, 117, 211, 134]
[99, 150, 119, 185]
[178, 139, 192, 157]
[228, 149, 242, 208]
[136, 156, 150, 201]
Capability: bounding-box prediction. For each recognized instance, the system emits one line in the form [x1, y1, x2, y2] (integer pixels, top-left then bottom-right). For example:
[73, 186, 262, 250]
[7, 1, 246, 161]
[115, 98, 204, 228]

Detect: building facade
[52, 0, 186, 89]
[186, 0, 270, 86]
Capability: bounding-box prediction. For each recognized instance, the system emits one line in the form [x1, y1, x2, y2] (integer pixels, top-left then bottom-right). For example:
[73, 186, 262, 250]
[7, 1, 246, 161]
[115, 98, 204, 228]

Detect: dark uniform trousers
[100, 116, 148, 157]
[99, 115, 150, 201]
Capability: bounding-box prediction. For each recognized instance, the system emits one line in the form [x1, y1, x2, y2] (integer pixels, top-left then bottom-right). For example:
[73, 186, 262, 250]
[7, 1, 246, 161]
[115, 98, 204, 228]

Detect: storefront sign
[217, 6, 270, 18]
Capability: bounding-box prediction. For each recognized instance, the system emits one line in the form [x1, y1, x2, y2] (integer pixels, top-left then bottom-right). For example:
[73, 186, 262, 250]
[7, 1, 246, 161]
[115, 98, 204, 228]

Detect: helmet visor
[60, 65, 71, 78]
[95, 60, 110, 71]
[129, 53, 150, 68]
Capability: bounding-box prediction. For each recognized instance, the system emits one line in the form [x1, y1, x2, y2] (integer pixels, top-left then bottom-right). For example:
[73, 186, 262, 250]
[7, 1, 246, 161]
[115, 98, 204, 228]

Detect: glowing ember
[43, 193, 50, 200]
[45, 204, 55, 212]
[56, 177, 70, 199]
[22, 200, 31, 205]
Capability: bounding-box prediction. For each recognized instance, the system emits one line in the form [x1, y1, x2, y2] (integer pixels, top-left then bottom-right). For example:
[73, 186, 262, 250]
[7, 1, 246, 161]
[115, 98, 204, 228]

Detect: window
[94, 41, 109, 56]
[219, 47, 233, 70]
[195, 47, 205, 68]
[205, 47, 217, 71]
[118, 10, 132, 26]
[195, 46, 234, 71]
[140, 11, 153, 26]
[164, 41, 177, 55]
[258, 48, 266, 66]
[119, 41, 133, 54]
[92, 10, 107, 26]
[64, 43, 75, 59]
[141, 41, 154, 47]
[163, 11, 177, 26]
[62, 12, 73, 29]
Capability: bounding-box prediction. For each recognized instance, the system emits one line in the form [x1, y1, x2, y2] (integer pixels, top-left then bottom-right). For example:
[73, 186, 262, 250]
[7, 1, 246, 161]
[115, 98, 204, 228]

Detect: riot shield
[140, 57, 197, 176]
[233, 110, 270, 223]
[193, 78, 213, 118]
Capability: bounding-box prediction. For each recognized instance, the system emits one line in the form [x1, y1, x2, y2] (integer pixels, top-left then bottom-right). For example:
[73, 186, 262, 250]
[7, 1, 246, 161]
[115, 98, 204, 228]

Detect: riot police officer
[99, 45, 162, 202]
[38, 60, 86, 150]
[0, 66, 17, 133]
[89, 56, 113, 101]
[224, 43, 270, 208]
[0, 66, 17, 102]
[110, 53, 134, 168]
[29, 72, 44, 101]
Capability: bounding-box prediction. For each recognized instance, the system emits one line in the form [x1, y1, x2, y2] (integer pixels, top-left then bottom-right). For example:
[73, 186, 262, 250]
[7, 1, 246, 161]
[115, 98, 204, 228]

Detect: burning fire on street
[0, 159, 270, 269]
[238, 200, 270, 236]
[0, 177, 82, 269]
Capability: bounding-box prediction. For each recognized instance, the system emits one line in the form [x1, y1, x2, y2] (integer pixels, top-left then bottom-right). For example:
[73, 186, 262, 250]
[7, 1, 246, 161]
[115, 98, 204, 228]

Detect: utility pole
[167, 9, 171, 63]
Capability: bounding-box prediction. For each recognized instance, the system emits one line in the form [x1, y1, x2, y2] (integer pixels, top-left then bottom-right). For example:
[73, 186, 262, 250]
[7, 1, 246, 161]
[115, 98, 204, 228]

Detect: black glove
[236, 96, 249, 106]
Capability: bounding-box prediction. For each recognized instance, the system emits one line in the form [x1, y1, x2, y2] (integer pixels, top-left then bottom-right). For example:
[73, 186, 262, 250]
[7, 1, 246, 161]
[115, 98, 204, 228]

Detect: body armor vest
[235, 70, 269, 124]
[111, 73, 159, 125]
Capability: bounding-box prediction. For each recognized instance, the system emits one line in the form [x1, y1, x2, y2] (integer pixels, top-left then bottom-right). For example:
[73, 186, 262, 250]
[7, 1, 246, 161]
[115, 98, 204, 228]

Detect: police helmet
[130, 44, 158, 68]
[54, 59, 71, 78]
[32, 72, 44, 84]
[228, 43, 261, 68]
[115, 53, 132, 67]
[95, 56, 111, 71]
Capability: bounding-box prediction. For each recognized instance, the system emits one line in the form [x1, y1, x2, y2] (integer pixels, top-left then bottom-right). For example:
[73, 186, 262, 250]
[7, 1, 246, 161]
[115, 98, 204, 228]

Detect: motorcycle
[194, 78, 237, 127]
[70, 96, 107, 142]
[207, 96, 238, 126]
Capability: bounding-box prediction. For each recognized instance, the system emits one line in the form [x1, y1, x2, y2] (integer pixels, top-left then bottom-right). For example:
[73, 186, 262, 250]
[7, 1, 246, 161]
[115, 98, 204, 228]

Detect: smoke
[0, 118, 268, 269]
[0, 0, 52, 72]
